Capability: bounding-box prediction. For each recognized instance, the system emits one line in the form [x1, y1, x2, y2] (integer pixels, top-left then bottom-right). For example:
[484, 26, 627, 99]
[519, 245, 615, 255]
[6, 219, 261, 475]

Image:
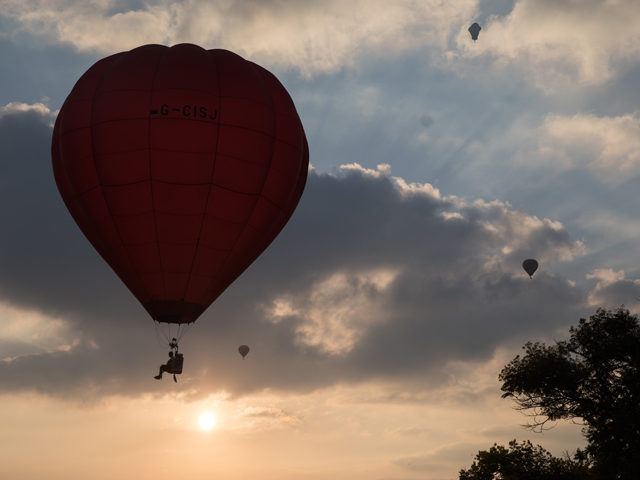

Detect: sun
[199, 412, 216, 430]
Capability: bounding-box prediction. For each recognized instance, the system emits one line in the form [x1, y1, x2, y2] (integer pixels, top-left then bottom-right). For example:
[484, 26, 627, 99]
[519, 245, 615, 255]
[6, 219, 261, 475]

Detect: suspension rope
[153, 320, 194, 349]
[154, 320, 171, 348]
[176, 322, 193, 344]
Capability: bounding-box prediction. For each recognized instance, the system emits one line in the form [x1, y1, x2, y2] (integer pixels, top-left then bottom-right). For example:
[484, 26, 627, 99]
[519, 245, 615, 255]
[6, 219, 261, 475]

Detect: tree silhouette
[459, 439, 592, 480]
[499, 307, 640, 479]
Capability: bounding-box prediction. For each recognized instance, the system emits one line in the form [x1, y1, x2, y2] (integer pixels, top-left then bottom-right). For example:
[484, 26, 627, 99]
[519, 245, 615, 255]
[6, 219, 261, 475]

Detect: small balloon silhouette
[238, 345, 250, 359]
[468, 22, 481, 42]
[420, 115, 433, 128]
[522, 259, 538, 279]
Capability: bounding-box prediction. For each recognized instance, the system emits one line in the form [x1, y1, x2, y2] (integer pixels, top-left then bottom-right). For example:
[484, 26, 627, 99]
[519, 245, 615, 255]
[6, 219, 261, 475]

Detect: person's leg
[155, 365, 170, 379]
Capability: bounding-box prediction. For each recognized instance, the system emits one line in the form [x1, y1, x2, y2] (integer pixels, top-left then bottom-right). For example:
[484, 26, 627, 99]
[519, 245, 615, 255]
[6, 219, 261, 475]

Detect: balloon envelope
[468, 22, 481, 41]
[52, 44, 309, 325]
[238, 345, 250, 358]
[522, 259, 538, 278]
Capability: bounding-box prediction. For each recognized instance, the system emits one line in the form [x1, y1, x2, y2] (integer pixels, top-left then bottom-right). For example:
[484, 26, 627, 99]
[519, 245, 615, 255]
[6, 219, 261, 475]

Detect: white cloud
[454, 0, 640, 92]
[515, 112, 640, 184]
[0, 0, 174, 51]
[233, 405, 302, 433]
[587, 267, 626, 285]
[393, 176, 441, 200]
[0, 0, 474, 76]
[0, 102, 56, 121]
[450, 196, 587, 268]
[586, 268, 640, 309]
[338, 163, 442, 199]
[268, 269, 400, 355]
[339, 162, 392, 179]
[56, 5, 174, 52]
[441, 211, 464, 221]
[0, 302, 88, 359]
[6, 0, 639, 92]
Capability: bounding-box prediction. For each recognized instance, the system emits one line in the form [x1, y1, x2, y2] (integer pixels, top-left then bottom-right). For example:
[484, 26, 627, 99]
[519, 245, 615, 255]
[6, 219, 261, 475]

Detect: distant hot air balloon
[522, 259, 538, 279]
[238, 345, 250, 359]
[52, 44, 309, 347]
[468, 22, 481, 42]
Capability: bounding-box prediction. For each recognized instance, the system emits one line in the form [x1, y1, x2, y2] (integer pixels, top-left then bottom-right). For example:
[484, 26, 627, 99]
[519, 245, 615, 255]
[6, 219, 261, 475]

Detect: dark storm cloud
[0, 32, 98, 109]
[0, 105, 135, 319]
[0, 107, 588, 400]
[237, 167, 586, 386]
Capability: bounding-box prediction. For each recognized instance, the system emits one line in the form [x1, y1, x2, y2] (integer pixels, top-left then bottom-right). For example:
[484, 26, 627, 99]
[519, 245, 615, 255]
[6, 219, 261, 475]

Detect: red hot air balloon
[52, 44, 309, 337]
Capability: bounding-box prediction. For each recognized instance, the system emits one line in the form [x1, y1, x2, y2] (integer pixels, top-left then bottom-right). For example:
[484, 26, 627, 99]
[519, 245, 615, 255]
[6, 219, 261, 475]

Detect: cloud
[586, 268, 640, 310]
[0, 101, 57, 121]
[0, 0, 174, 52]
[0, 103, 589, 400]
[223, 165, 588, 387]
[0, 301, 84, 359]
[7, 0, 522, 80]
[268, 269, 400, 356]
[3, 0, 640, 99]
[0, 101, 125, 318]
[455, 0, 640, 92]
[233, 405, 302, 433]
[5, 0, 638, 98]
[391, 441, 484, 472]
[449, 196, 587, 265]
[518, 113, 640, 184]
[0, 0, 476, 77]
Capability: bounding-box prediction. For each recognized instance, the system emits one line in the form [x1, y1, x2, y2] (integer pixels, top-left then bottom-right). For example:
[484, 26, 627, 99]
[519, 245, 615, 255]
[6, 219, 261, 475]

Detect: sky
[2, 1, 640, 479]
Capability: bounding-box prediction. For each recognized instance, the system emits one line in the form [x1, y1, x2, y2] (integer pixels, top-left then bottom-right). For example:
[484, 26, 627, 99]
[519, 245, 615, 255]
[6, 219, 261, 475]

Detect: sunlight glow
[199, 412, 216, 430]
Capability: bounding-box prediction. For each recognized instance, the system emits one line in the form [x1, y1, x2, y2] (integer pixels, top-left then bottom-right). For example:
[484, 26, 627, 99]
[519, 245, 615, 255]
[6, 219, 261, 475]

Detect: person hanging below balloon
[238, 345, 250, 359]
[469, 22, 481, 42]
[522, 259, 538, 279]
[154, 351, 176, 381]
[155, 338, 184, 382]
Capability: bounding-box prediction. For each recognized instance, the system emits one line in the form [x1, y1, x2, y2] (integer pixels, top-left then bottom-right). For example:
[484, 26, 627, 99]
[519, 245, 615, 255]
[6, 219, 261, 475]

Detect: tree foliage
[498, 307, 640, 479]
[459, 439, 592, 480]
